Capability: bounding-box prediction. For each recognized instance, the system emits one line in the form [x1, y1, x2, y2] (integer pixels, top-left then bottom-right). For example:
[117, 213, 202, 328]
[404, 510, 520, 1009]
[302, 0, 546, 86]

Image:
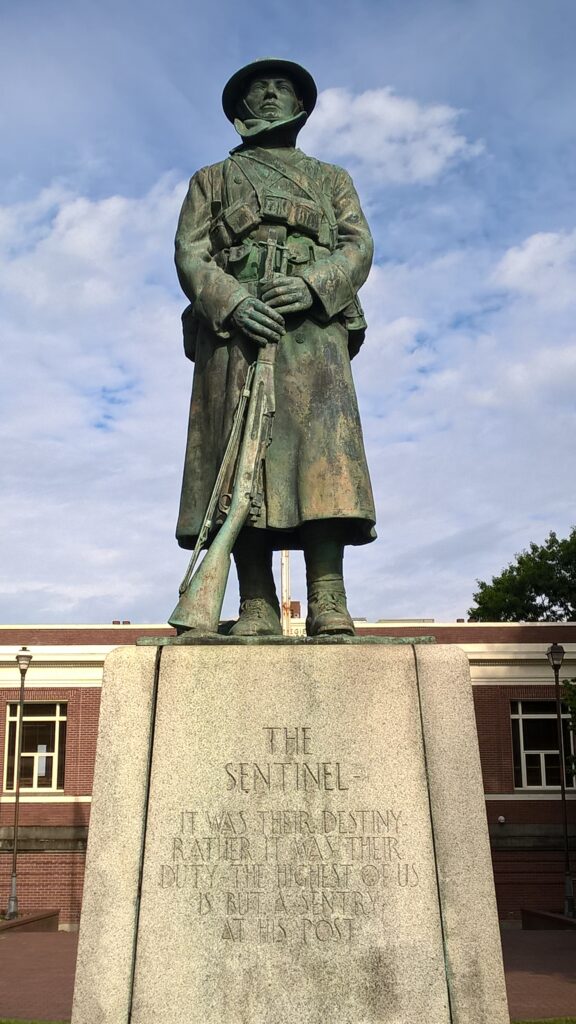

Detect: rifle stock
[168, 342, 276, 634]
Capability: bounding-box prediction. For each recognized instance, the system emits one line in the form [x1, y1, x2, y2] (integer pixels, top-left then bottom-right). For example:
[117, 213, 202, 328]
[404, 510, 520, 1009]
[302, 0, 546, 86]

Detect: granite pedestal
[71, 643, 509, 1024]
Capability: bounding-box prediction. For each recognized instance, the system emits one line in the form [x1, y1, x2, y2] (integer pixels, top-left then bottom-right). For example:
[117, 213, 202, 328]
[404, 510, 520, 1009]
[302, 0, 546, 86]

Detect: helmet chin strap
[240, 97, 261, 120]
[234, 96, 307, 141]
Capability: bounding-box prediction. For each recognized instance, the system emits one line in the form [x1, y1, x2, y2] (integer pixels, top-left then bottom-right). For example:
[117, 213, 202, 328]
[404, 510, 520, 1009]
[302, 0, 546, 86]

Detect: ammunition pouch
[209, 190, 335, 254]
[182, 303, 198, 362]
[209, 197, 261, 252]
[260, 193, 326, 244]
[217, 234, 330, 283]
[341, 297, 367, 358]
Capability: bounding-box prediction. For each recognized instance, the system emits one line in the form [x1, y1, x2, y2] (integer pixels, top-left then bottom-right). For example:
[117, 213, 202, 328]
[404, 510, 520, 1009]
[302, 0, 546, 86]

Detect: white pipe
[280, 550, 291, 635]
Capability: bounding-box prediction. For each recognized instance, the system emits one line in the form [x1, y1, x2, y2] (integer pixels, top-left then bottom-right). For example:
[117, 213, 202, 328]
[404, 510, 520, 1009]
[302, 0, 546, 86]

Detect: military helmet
[222, 57, 317, 123]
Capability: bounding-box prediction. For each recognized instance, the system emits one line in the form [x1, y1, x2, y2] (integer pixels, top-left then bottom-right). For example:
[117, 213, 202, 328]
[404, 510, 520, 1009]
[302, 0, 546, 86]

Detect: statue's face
[242, 76, 302, 121]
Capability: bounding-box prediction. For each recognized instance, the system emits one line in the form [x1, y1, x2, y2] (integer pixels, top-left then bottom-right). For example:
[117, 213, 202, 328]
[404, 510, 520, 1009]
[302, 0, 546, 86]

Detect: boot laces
[239, 598, 278, 619]
[310, 590, 345, 613]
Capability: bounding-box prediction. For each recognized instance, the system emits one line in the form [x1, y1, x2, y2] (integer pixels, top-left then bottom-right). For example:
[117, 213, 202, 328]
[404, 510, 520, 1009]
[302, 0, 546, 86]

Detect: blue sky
[1, 0, 576, 623]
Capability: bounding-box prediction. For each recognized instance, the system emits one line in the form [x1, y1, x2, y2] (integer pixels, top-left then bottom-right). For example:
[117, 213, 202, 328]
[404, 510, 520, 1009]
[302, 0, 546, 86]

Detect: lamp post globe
[546, 642, 565, 670]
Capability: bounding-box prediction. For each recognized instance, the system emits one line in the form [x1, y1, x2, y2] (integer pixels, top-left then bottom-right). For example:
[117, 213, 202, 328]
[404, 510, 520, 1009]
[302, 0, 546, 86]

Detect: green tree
[468, 528, 576, 622]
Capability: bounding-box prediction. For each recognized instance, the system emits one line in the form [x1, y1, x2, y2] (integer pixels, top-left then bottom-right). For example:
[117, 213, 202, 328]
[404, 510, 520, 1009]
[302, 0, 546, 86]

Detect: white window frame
[3, 702, 67, 793]
[511, 699, 575, 791]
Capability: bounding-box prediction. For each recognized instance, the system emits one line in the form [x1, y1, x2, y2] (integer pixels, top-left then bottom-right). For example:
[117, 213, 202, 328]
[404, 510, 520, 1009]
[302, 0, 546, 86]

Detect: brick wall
[0, 687, 100, 800]
[487, 800, 576, 827]
[473, 683, 576, 806]
[0, 627, 173, 646]
[474, 687, 516, 793]
[0, 686, 97, 923]
[0, 803, 90, 829]
[0, 852, 85, 925]
[493, 850, 568, 919]
[357, 624, 576, 643]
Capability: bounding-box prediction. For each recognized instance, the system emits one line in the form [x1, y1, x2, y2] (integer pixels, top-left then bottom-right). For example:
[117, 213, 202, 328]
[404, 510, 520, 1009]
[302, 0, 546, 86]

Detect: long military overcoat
[174, 145, 376, 551]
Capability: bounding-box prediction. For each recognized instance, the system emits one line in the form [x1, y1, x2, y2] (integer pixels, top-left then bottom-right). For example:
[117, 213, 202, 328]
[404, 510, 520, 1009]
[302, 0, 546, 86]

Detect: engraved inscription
[158, 726, 420, 945]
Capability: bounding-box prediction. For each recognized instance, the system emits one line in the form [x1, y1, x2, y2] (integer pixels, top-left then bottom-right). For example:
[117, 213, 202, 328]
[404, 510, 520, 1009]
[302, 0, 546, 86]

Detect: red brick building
[1, 622, 575, 927]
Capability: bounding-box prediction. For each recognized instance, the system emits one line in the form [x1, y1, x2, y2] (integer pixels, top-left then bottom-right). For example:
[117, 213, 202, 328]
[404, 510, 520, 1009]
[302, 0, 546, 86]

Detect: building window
[4, 702, 67, 792]
[511, 699, 575, 790]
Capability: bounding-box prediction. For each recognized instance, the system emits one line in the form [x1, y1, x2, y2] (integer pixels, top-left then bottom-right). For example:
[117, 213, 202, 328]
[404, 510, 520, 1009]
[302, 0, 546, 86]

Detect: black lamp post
[5, 646, 32, 920]
[546, 642, 574, 918]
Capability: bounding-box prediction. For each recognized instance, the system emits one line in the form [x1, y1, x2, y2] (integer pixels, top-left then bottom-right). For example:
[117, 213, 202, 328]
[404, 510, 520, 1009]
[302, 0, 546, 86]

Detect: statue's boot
[231, 596, 282, 636]
[302, 521, 355, 637]
[306, 584, 354, 637]
[230, 530, 282, 637]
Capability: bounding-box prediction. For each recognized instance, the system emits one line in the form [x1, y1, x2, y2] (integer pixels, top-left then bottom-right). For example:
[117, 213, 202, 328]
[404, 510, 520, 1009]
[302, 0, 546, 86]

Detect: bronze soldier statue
[174, 58, 376, 637]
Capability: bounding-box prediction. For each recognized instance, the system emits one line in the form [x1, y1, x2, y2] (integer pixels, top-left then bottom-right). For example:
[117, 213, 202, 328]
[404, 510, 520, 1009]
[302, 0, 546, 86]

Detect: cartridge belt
[209, 193, 335, 253]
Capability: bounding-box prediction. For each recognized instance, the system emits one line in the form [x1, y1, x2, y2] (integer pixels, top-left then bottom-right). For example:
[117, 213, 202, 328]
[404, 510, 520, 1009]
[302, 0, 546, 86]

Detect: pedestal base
[72, 644, 508, 1024]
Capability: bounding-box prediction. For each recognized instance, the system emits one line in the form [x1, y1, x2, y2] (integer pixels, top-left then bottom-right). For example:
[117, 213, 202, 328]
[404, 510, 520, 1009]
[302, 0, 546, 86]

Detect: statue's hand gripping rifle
[168, 228, 287, 634]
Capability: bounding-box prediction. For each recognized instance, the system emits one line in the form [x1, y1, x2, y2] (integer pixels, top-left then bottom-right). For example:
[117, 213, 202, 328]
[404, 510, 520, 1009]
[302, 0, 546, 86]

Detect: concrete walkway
[502, 929, 576, 1020]
[0, 933, 77, 1022]
[0, 930, 574, 1021]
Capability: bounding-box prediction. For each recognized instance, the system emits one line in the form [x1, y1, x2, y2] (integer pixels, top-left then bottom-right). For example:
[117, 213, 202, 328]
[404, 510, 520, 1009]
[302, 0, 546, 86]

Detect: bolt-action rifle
[168, 228, 287, 634]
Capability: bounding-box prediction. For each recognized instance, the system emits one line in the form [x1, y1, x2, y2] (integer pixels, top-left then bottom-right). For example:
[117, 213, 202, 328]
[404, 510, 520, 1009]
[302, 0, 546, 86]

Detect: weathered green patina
[172, 58, 376, 637]
[138, 636, 436, 647]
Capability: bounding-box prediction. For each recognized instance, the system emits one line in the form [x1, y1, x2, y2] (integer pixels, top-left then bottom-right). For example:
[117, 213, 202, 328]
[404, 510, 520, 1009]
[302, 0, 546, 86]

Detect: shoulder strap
[227, 153, 266, 200]
[234, 149, 337, 230]
[221, 159, 236, 209]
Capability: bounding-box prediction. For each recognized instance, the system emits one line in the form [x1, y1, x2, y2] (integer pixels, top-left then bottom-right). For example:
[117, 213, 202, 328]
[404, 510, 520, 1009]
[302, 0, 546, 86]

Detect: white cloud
[301, 87, 483, 186]
[0, 178, 181, 316]
[493, 229, 576, 309]
[334, 229, 576, 620]
[0, 177, 197, 624]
